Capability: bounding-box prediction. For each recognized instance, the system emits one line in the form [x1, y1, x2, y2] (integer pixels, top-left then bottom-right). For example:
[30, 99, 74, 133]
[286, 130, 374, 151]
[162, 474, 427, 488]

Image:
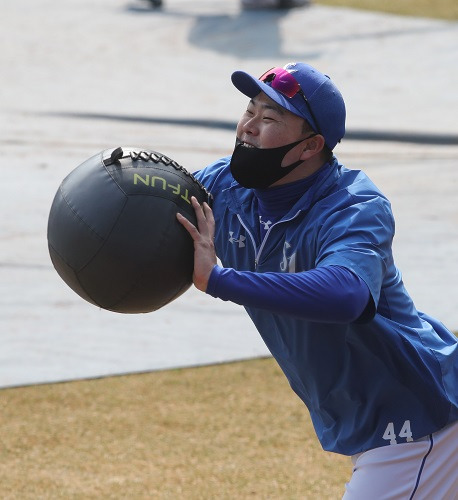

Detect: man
[176, 62, 458, 498]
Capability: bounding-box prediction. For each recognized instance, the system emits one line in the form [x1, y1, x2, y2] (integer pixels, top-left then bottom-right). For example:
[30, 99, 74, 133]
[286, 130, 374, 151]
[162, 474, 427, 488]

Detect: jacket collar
[224, 156, 340, 222]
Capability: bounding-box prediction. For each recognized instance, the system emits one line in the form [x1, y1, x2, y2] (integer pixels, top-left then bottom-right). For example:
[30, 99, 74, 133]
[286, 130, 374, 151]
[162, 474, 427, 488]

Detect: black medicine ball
[47, 147, 211, 314]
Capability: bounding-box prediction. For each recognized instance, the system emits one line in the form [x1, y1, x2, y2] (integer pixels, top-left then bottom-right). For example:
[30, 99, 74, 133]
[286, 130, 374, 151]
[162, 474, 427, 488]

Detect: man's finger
[202, 202, 215, 240]
[190, 196, 212, 237]
[176, 212, 199, 239]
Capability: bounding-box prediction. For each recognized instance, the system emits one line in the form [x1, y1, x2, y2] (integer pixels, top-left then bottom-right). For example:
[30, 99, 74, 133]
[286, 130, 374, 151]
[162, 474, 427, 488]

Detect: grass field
[316, 0, 458, 20]
[2, 1, 456, 498]
[1, 358, 350, 499]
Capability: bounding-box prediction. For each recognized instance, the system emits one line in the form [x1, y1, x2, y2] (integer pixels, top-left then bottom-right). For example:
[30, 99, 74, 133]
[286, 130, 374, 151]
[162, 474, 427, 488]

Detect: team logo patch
[280, 241, 296, 273]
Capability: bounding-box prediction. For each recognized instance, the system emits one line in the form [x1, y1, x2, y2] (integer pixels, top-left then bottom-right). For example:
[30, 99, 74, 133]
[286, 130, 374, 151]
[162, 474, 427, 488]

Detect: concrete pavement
[1, 0, 457, 387]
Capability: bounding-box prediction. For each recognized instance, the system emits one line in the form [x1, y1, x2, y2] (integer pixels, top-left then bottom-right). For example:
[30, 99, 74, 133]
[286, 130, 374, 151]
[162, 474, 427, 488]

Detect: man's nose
[241, 116, 259, 136]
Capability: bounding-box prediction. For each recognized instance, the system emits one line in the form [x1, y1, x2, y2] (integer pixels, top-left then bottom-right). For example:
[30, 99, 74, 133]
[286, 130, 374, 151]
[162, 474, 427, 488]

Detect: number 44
[382, 420, 414, 445]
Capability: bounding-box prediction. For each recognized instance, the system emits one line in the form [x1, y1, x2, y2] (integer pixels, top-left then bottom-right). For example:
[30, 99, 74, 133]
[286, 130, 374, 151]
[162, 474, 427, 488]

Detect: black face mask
[229, 136, 315, 189]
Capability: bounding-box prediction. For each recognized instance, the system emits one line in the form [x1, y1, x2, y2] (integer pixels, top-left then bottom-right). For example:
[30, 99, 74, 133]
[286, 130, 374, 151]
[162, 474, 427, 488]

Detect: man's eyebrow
[250, 97, 285, 115]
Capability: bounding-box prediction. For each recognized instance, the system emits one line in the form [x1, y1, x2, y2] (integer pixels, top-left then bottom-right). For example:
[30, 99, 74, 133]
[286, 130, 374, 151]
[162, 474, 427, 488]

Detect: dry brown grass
[316, 0, 458, 20]
[1, 358, 350, 499]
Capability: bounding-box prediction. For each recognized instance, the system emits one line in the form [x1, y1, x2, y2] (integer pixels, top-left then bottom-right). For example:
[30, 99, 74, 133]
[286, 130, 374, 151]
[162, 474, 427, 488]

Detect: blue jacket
[194, 156, 458, 456]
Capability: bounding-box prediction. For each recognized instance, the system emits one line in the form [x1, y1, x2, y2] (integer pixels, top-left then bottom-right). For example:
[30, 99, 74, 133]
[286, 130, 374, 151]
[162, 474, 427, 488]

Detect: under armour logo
[280, 241, 296, 273]
[229, 231, 246, 248]
[259, 216, 272, 231]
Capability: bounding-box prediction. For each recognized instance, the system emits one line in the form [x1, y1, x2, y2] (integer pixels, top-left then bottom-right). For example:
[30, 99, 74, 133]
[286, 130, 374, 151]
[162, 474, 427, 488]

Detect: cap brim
[231, 70, 317, 131]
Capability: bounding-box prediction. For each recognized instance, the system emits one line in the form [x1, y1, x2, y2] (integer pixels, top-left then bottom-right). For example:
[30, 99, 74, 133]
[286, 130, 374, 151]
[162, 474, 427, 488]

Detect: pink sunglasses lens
[259, 67, 300, 98]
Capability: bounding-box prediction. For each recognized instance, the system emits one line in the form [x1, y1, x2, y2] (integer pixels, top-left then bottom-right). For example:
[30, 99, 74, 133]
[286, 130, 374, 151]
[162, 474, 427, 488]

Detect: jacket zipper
[236, 211, 302, 270]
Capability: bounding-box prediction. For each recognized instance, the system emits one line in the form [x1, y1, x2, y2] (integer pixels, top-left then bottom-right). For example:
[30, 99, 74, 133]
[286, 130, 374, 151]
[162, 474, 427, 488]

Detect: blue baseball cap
[231, 62, 346, 150]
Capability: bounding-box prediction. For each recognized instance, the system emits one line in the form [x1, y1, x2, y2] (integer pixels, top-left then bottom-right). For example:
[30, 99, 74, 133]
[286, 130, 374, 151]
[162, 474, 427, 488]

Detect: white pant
[343, 421, 458, 499]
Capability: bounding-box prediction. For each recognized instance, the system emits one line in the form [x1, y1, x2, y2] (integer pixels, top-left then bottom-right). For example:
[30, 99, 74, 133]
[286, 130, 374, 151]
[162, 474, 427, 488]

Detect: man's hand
[176, 197, 217, 292]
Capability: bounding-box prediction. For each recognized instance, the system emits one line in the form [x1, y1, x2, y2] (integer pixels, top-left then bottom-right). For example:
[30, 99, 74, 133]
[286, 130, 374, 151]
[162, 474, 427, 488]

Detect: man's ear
[299, 134, 326, 160]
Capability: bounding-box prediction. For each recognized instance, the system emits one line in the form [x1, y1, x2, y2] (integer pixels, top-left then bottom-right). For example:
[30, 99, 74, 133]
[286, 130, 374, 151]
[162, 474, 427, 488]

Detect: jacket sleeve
[315, 193, 395, 309]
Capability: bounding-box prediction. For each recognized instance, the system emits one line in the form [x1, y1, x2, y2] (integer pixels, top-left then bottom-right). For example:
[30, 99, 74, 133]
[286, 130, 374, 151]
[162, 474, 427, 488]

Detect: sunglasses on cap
[259, 67, 322, 136]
